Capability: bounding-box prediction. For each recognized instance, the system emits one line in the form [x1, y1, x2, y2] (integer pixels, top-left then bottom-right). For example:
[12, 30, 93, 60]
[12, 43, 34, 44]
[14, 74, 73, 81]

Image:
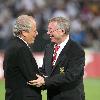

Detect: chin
[51, 38, 56, 43]
[31, 41, 34, 44]
[33, 39, 35, 42]
[51, 40, 54, 43]
[29, 41, 34, 44]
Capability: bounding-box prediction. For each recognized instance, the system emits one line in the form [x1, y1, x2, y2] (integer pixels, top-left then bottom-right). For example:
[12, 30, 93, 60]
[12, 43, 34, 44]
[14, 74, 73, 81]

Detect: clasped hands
[27, 74, 45, 87]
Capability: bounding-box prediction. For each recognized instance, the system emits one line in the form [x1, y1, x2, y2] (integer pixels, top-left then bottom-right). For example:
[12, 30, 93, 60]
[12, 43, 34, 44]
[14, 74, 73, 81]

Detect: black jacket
[3, 37, 42, 100]
[41, 38, 85, 100]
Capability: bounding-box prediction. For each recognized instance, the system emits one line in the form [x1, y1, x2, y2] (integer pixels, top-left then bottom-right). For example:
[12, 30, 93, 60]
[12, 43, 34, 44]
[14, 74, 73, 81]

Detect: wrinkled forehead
[48, 21, 57, 29]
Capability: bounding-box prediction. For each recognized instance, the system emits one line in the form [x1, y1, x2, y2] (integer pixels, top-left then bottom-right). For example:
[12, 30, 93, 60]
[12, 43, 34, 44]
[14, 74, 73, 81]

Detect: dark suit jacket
[3, 37, 42, 100]
[40, 38, 85, 100]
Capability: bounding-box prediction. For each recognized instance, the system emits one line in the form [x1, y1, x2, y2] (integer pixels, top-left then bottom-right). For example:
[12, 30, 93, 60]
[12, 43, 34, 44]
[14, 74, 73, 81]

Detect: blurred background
[0, 0, 100, 100]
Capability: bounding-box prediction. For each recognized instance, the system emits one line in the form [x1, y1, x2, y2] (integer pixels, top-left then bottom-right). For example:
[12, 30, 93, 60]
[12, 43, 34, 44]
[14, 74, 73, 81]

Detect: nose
[47, 31, 50, 35]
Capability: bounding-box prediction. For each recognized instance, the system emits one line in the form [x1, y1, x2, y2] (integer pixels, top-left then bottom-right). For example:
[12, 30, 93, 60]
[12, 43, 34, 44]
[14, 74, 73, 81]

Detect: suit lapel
[51, 39, 71, 73]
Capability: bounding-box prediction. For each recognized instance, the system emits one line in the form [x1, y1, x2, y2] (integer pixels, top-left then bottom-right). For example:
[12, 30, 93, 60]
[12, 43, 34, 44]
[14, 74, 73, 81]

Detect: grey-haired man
[3, 15, 42, 100]
[28, 17, 85, 100]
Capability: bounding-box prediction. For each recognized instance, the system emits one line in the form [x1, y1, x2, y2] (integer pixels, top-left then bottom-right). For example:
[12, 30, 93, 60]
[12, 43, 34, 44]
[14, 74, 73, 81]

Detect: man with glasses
[28, 16, 85, 100]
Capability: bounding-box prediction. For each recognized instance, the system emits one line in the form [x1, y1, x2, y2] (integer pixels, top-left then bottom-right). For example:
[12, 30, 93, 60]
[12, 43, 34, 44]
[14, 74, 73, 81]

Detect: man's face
[26, 19, 38, 44]
[47, 21, 64, 44]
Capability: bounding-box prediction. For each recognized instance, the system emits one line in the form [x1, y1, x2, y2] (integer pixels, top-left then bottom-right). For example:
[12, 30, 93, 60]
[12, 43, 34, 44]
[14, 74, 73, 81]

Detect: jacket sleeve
[17, 47, 39, 81]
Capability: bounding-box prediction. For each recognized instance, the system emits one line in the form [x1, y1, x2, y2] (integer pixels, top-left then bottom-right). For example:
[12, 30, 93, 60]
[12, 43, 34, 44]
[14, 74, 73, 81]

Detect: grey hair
[13, 15, 33, 36]
[48, 16, 70, 34]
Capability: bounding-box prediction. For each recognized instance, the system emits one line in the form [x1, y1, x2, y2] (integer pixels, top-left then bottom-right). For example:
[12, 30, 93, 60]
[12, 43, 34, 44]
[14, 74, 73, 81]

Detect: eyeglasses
[48, 28, 59, 33]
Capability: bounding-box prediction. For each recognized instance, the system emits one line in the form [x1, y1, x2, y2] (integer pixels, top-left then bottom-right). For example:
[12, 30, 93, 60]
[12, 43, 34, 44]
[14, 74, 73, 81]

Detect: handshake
[27, 74, 46, 87]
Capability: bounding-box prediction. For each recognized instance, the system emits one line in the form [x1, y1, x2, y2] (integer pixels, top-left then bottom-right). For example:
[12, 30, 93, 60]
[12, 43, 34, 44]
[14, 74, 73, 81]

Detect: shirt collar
[59, 35, 69, 48]
[16, 36, 30, 49]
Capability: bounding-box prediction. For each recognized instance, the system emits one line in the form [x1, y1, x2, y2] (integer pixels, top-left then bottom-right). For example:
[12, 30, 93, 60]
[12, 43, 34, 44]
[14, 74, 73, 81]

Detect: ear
[22, 31, 28, 37]
[59, 29, 65, 36]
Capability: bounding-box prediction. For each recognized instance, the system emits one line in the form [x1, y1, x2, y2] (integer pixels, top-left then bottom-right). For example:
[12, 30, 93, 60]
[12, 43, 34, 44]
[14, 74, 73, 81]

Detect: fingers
[27, 74, 45, 87]
[27, 82, 42, 87]
[29, 80, 38, 83]
[28, 75, 42, 83]
[36, 74, 40, 77]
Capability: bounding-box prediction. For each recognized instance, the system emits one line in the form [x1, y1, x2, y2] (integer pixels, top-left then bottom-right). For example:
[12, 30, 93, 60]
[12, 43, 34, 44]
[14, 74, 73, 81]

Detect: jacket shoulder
[68, 39, 85, 56]
[5, 37, 28, 54]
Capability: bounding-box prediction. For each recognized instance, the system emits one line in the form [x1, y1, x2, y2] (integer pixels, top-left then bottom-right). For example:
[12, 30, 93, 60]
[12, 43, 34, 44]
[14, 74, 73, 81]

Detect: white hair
[49, 16, 71, 34]
[13, 15, 33, 36]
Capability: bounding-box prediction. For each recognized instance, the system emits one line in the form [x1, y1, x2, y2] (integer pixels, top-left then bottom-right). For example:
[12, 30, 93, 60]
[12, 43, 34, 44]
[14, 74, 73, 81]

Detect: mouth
[49, 35, 54, 39]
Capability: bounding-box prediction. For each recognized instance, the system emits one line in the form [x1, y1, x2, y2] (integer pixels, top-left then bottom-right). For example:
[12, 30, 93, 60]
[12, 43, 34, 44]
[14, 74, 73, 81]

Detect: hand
[27, 74, 45, 87]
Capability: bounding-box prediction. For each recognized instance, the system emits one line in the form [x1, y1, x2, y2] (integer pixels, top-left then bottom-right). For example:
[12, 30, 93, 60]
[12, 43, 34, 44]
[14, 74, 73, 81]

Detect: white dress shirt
[53, 35, 69, 65]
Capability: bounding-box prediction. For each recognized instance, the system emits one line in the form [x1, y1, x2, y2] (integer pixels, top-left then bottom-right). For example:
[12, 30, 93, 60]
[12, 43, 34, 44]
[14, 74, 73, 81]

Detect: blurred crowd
[0, 0, 100, 51]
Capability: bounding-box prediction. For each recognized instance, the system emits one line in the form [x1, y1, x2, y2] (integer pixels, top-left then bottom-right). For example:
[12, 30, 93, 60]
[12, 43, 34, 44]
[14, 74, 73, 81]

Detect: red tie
[52, 44, 60, 65]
